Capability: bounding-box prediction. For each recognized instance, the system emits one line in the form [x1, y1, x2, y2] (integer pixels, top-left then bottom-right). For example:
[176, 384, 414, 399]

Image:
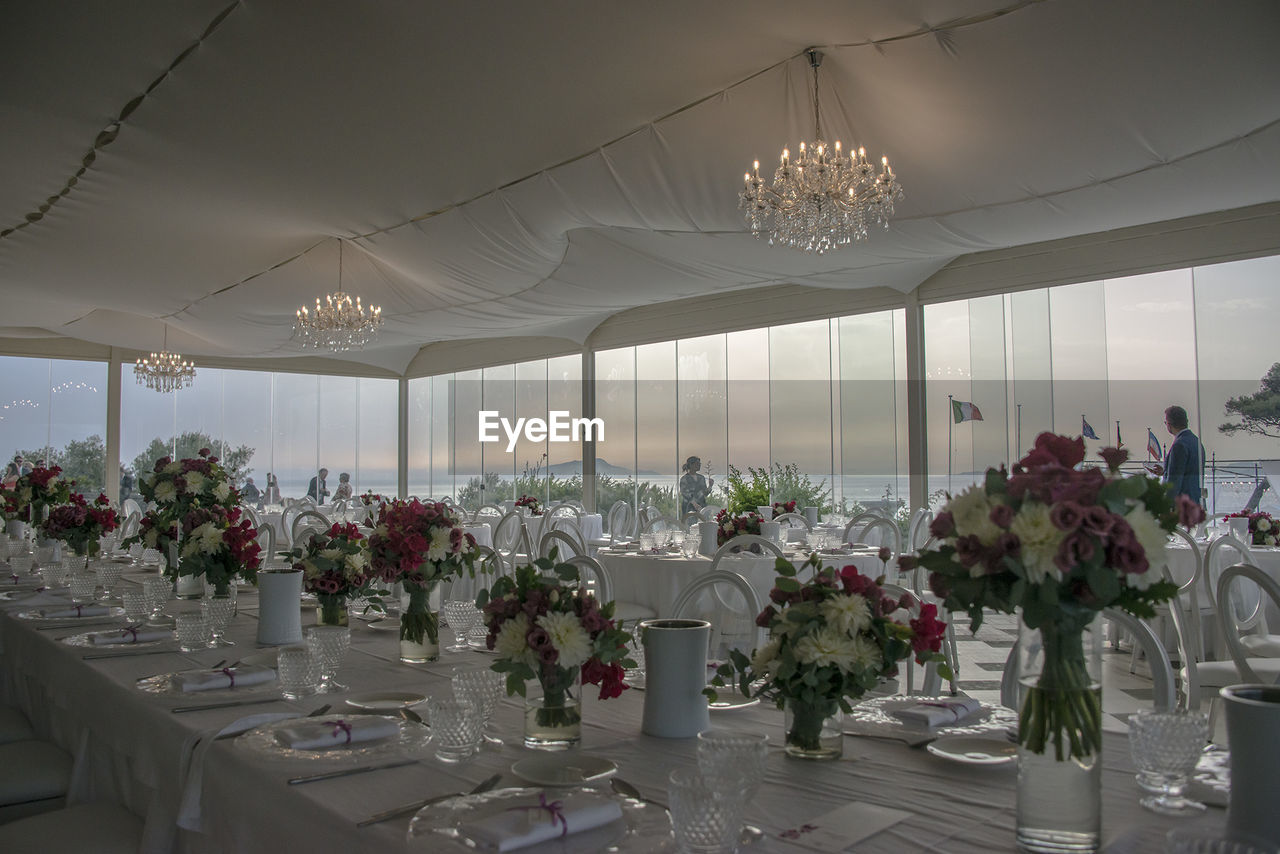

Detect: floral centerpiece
[367, 499, 478, 662]
[477, 557, 632, 748]
[125, 449, 239, 562]
[40, 493, 119, 558]
[772, 500, 798, 517]
[1224, 511, 1276, 546]
[2, 464, 72, 526]
[289, 522, 379, 626]
[174, 504, 262, 595]
[514, 494, 542, 516]
[915, 433, 1195, 852]
[711, 554, 948, 759]
[714, 508, 764, 547]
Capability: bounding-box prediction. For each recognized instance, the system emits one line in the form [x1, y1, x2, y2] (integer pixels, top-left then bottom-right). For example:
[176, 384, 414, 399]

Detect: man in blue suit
[1150, 405, 1203, 504]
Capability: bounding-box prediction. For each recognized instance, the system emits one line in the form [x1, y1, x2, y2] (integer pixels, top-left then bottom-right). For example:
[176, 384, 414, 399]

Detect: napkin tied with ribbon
[463, 791, 623, 851]
[88, 625, 172, 645]
[890, 695, 982, 728]
[273, 716, 398, 749]
[175, 664, 276, 693]
[38, 604, 110, 618]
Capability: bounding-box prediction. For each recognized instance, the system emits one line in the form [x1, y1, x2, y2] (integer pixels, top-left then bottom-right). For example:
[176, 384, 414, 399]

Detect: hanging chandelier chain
[809, 49, 822, 142]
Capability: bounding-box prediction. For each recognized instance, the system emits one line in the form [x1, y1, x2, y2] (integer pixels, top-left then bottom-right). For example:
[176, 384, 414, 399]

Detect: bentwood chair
[1216, 564, 1280, 686]
[539, 529, 587, 561]
[671, 569, 764, 669]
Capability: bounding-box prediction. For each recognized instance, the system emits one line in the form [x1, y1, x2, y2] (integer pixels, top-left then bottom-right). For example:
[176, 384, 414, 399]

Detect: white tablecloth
[599, 547, 888, 617]
[1167, 538, 1280, 632]
[546, 513, 603, 546]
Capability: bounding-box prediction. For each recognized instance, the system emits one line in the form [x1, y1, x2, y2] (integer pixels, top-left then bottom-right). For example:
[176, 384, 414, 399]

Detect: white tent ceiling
[2, 0, 1279, 375]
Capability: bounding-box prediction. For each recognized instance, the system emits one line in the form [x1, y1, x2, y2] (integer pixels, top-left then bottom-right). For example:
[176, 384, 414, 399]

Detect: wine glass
[443, 600, 480, 653]
[1129, 710, 1209, 815]
[305, 626, 351, 693]
[143, 576, 174, 627]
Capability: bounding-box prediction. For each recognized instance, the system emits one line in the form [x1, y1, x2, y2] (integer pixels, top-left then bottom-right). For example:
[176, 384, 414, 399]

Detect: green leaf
[775, 576, 800, 593]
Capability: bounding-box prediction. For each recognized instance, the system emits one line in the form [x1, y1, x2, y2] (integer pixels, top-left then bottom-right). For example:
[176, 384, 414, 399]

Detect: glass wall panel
[480, 363, 517, 509]
[220, 370, 273, 494]
[725, 328, 770, 491]
[968, 295, 1009, 478]
[357, 378, 398, 498]
[677, 335, 727, 516]
[594, 348, 637, 524]
[430, 375, 453, 499]
[1050, 281, 1111, 450]
[837, 311, 905, 513]
[121, 366, 177, 482]
[452, 370, 483, 505]
[924, 300, 975, 494]
[407, 376, 433, 498]
[546, 355, 583, 506]
[635, 342, 678, 517]
[272, 373, 320, 501]
[769, 320, 833, 507]
[0, 358, 108, 495]
[1009, 289, 1054, 457]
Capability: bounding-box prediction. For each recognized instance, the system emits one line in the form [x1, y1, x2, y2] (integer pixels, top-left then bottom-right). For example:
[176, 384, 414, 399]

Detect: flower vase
[524, 686, 582, 750]
[399, 581, 440, 663]
[1015, 612, 1103, 854]
[316, 593, 348, 627]
[783, 697, 843, 760]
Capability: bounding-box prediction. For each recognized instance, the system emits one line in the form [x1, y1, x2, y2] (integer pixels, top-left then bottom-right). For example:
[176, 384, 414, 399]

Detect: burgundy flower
[928, 572, 951, 601]
[1020, 432, 1086, 470]
[954, 535, 984, 568]
[1098, 446, 1129, 472]
[929, 512, 955, 539]
[1050, 501, 1085, 531]
[877, 546, 892, 563]
[909, 603, 947, 657]
[1055, 530, 1097, 573]
[1107, 538, 1149, 576]
[755, 604, 777, 628]
[1176, 495, 1206, 528]
[1080, 506, 1117, 538]
[989, 503, 1015, 529]
[994, 531, 1021, 558]
[897, 554, 917, 573]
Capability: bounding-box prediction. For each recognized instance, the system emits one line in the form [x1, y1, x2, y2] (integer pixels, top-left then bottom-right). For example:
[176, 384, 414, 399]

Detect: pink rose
[1050, 501, 1085, 531]
[1055, 530, 1097, 573]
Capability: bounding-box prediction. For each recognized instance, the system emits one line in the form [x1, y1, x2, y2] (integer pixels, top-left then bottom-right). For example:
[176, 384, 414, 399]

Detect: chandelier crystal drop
[133, 328, 196, 393]
[293, 240, 384, 352]
[740, 49, 903, 254]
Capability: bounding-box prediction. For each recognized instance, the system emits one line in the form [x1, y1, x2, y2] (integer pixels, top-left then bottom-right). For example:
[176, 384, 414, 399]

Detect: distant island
[545, 458, 662, 478]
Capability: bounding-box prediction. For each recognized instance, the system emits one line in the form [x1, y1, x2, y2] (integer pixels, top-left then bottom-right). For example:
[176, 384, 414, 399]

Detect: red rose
[1050, 501, 1085, 531]
[1020, 433, 1086, 470]
[1176, 495, 1206, 529]
[1098, 446, 1129, 472]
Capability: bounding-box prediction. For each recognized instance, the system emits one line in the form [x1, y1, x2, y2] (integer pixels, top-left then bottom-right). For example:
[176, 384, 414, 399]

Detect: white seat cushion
[0, 803, 143, 853]
[614, 601, 658, 623]
[1193, 659, 1280, 688]
[0, 708, 34, 746]
[1240, 634, 1280, 657]
[0, 741, 71, 807]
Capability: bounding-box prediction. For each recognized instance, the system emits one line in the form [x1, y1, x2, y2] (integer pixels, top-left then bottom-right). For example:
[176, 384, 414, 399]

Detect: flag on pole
[1147, 429, 1163, 461]
[1081, 417, 1099, 440]
[951, 400, 984, 423]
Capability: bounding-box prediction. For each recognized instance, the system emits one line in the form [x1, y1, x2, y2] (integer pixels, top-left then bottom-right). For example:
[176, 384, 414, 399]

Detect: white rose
[1257, 518, 1271, 533]
[1009, 502, 1065, 585]
[1267, 535, 1277, 547]
[345, 551, 368, 572]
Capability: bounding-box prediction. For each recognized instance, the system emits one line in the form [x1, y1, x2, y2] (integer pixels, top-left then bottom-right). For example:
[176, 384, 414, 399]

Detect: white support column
[106, 348, 122, 504]
[397, 378, 409, 498]
[581, 348, 596, 513]
[904, 291, 929, 511]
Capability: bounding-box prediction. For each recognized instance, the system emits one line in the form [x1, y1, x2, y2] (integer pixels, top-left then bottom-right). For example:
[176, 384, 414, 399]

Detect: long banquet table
[0, 574, 1226, 853]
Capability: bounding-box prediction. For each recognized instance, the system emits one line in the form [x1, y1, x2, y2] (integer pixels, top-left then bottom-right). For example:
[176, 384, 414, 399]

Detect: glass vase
[783, 697, 843, 760]
[1015, 611, 1103, 854]
[524, 688, 582, 750]
[316, 593, 348, 627]
[399, 581, 439, 663]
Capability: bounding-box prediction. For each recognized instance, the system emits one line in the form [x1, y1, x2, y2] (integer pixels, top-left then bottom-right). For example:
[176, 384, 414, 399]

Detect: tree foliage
[15, 436, 106, 494]
[721, 462, 832, 514]
[131, 431, 255, 484]
[1220, 362, 1280, 440]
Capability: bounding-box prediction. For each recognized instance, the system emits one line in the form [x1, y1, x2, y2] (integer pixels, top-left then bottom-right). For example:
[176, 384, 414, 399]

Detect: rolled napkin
[175, 664, 277, 693]
[891, 695, 982, 728]
[273, 716, 398, 750]
[461, 791, 623, 852]
[88, 625, 173, 645]
[37, 604, 110, 618]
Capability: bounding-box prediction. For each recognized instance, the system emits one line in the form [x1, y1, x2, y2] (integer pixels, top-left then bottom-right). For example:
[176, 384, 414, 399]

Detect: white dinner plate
[16, 606, 125, 621]
[406, 786, 673, 852]
[364, 618, 399, 632]
[511, 754, 618, 787]
[0, 588, 41, 601]
[136, 667, 278, 697]
[62, 629, 172, 649]
[346, 691, 427, 711]
[236, 717, 431, 762]
[926, 735, 1017, 765]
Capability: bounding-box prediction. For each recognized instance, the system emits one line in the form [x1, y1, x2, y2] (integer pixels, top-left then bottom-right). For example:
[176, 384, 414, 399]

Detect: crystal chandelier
[740, 50, 904, 254]
[293, 240, 384, 352]
[134, 327, 196, 393]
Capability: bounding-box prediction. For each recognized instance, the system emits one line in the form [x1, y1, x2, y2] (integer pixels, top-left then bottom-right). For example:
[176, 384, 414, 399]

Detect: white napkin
[38, 604, 110, 618]
[273, 716, 398, 749]
[462, 791, 623, 852]
[891, 695, 982, 728]
[88, 626, 173, 645]
[175, 664, 276, 693]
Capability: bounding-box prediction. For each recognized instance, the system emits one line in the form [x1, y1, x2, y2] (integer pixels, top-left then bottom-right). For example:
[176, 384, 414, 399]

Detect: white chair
[699, 504, 722, 521]
[707, 535, 784, 572]
[537, 502, 582, 545]
[638, 515, 679, 535]
[671, 569, 764, 668]
[590, 501, 633, 549]
[771, 512, 812, 545]
[879, 582, 947, 697]
[255, 523, 283, 568]
[1216, 564, 1280, 686]
[240, 504, 262, 529]
[1202, 534, 1273, 659]
[118, 510, 140, 540]
[472, 503, 504, 525]
[680, 511, 701, 529]
[999, 609, 1176, 712]
[564, 554, 656, 625]
[1138, 529, 1212, 670]
[841, 511, 890, 545]
[290, 509, 329, 547]
[907, 508, 934, 551]
[0, 802, 143, 852]
[539, 529, 587, 561]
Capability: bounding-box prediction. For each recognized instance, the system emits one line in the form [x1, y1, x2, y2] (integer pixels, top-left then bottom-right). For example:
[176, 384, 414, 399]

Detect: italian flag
[951, 400, 983, 423]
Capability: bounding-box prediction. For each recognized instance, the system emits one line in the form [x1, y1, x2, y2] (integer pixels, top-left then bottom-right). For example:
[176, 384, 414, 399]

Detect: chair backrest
[999, 609, 1176, 712]
[121, 497, 143, 519]
[772, 512, 812, 531]
[708, 534, 784, 571]
[841, 511, 890, 545]
[671, 568, 765, 663]
[1217, 563, 1280, 685]
[290, 509, 330, 546]
[537, 502, 582, 543]
[879, 582, 942, 696]
[907, 508, 934, 551]
[1161, 562, 1202, 710]
[680, 511, 701, 529]
[492, 510, 524, 553]
[240, 504, 262, 530]
[639, 515, 679, 535]
[605, 500, 632, 541]
[119, 510, 141, 539]
[472, 503, 504, 525]
[539, 528, 587, 561]
[1166, 527, 1206, 661]
[563, 554, 612, 604]
[849, 515, 903, 563]
[699, 504, 722, 521]
[1204, 534, 1261, 631]
[255, 522, 280, 567]
[474, 543, 507, 579]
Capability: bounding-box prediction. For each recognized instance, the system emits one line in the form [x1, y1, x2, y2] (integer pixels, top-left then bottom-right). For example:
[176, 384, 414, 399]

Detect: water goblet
[175, 613, 211, 652]
[681, 536, 700, 559]
[1129, 710, 1209, 815]
[69, 574, 97, 604]
[428, 697, 482, 763]
[655, 529, 671, 549]
[639, 533, 656, 552]
[143, 577, 174, 627]
[667, 767, 751, 854]
[39, 565, 62, 590]
[128, 543, 143, 563]
[624, 634, 646, 688]
[452, 667, 505, 746]
[122, 590, 150, 624]
[696, 729, 769, 800]
[277, 645, 321, 699]
[305, 626, 351, 693]
[10, 554, 35, 577]
[95, 561, 125, 604]
[669, 531, 686, 550]
[443, 600, 480, 653]
[202, 595, 236, 647]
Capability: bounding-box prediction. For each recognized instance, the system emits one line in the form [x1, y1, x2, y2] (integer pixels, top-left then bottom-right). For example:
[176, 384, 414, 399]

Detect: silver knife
[172, 697, 281, 714]
[289, 758, 417, 785]
[356, 772, 502, 827]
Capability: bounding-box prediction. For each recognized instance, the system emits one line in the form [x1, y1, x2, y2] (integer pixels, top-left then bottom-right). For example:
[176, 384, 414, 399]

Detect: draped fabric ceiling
[2, 0, 1279, 375]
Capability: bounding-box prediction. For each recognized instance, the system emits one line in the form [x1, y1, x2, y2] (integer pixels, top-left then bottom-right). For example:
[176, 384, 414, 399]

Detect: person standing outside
[1150, 405, 1203, 504]
[679, 456, 713, 517]
[306, 468, 330, 503]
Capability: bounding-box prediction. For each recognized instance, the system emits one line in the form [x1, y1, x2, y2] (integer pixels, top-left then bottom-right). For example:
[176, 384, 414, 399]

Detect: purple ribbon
[322, 719, 353, 744]
[506, 792, 568, 837]
[73, 604, 84, 617]
[9, 574, 19, 585]
[220, 667, 237, 688]
[121, 624, 141, 643]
